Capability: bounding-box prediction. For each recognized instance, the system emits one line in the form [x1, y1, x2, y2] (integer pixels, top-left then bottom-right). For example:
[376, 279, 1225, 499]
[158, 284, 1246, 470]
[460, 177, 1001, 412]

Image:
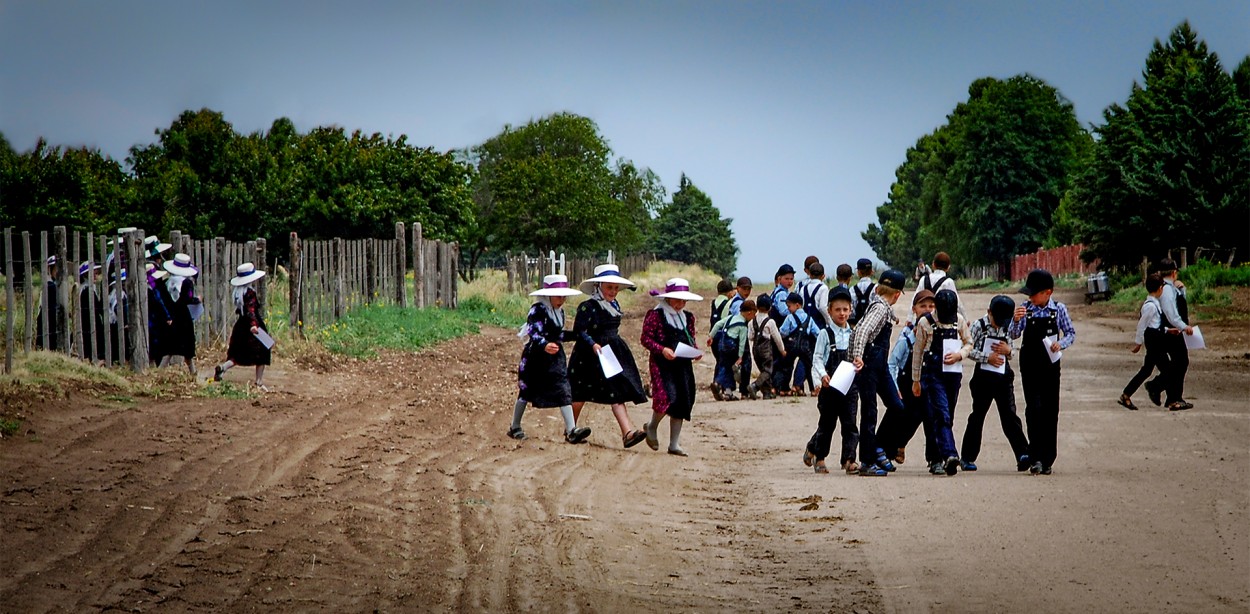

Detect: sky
[2, 1, 1248, 282]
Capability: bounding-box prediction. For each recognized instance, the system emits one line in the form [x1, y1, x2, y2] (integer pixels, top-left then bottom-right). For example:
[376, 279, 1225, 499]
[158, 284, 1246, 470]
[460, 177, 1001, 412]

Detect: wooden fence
[503, 251, 654, 293]
[2, 222, 458, 373]
[1011, 244, 1099, 281]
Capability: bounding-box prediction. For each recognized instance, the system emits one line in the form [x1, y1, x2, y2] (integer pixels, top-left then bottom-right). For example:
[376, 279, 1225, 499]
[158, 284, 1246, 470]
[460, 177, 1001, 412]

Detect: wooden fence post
[22, 231, 32, 353]
[395, 222, 407, 307]
[255, 238, 267, 317]
[125, 229, 148, 371]
[39, 231, 50, 351]
[71, 229, 82, 359]
[84, 231, 96, 364]
[413, 223, 425, 308]
[333, 238, 345, 319]
[365, 238, 377, 304]
[506, 252, 515, 294]
[451, 242, 459, 309]
[289, 232, 302, 337]
[4, 228, 13, 373]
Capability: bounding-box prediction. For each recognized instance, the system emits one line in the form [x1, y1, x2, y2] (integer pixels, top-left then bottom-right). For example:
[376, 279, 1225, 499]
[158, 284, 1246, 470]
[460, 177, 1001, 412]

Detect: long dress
[226, 287, 271, 366]
[640, 308, 698, 420]
[78, 284, 106, 362]
[568, 299, 648, 405]
[517, 302, 574, 408]
[148, 278, 173, 362]
[163, 277, 199, 358]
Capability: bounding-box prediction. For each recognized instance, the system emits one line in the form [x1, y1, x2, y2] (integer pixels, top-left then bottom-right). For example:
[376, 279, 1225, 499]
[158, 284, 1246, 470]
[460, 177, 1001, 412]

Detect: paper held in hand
[1184, 326, 1205, 350]
[253, 328, 276, 350]
[674, 342, 703, 359]
[1043, 335, 1062, 363]
[979, 338, 1006, 374]
[598, 345, 624, 378]
[830, 360, 857, 395]
[942, 338, 962, 373]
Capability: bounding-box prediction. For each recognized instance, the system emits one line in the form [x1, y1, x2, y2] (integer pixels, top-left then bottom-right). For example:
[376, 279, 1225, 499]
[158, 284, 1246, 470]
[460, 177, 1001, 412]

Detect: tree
[863, 129, 953, 269]
[1067, 22, 1250, 267]
[650, 174, 738, 277]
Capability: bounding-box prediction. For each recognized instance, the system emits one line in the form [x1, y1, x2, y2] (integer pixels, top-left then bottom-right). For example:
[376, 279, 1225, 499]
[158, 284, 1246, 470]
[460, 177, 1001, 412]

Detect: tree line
[864, 22, 1249, 275]
[1, 111, 740, 279]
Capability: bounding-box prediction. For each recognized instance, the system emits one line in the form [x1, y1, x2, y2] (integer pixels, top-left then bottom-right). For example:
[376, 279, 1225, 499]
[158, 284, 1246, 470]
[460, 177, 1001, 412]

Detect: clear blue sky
[2, 1, 1247, 281]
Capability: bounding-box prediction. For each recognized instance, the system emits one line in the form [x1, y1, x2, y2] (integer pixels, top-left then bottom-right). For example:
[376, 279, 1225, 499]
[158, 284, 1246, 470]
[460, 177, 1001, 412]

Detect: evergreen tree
[650, 174, 738, 277]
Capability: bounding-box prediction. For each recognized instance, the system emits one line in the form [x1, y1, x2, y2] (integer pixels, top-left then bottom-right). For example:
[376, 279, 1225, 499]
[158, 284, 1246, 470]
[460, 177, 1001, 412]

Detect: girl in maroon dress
[640, 278, 704, 456]
[212, 263, 272, 391]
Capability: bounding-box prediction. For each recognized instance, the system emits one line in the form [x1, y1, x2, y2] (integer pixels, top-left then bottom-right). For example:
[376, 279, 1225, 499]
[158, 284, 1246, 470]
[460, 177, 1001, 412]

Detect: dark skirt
[649, 355, 696, 420]
[568, 335, 648, 405]
[226, 316, 271, 366]
[518, 342, 572, 408]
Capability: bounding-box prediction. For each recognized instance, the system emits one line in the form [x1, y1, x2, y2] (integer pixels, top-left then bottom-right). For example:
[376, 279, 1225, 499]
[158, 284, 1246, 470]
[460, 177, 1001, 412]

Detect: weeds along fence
[1, 222, 458, 374]
[501, 251, 654, 293]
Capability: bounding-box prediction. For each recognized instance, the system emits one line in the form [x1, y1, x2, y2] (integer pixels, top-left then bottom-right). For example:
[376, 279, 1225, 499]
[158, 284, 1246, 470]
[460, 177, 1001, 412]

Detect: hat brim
[579, 274, 636, 289]
[146, 243, 172, 256]
[230, 270, 266, 286]
[655, 290, 704, 301]
[152, 270, 169, 280]
[529, 288, 583, 297]
[163, 261, 199, 276]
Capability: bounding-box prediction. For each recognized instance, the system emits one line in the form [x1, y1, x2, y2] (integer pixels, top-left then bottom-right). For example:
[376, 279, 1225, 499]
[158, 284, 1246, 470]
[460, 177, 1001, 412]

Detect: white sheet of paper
[674, 342, 703, 359]
[942, 338, 962, 372]
[187, 303, 204, 321]
[1043, 335, 1062, 363]
[253, 328, 276, 349]
[1184, 326, 1205, 350]
[979, 338, 1006, 373]
[598, 344, 624, 378]
[830, 360, 857, 395]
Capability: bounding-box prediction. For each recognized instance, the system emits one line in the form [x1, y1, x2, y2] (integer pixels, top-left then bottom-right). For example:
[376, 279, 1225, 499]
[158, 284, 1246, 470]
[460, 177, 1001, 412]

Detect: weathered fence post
[365, 238, 377, 305]
[4, 228, 14, 373]
[125, 229, 148, 371]
[506, 252, 515, 294]
[39, 231, 50, 351]
[84, 232, 96, 364]
[333, 238, 345, 319]
[70, 230, 82, 359]
[413, 223, 425, 308]
[255, 238, 267, 317]
[289, 232, 302, 337]
[395, 222, 407, 307]
[22, 231, 32, 353]
[451, 242, 459, 309]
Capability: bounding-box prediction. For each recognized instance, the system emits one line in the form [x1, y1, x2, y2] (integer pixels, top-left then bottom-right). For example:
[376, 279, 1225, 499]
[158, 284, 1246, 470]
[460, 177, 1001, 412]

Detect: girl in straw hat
[567, 264, 649, 448]
[146, 262, 172, 367]
[159, 253, 202, 375]
[510, 274, 591, 444]
[640, 278, 704, 456]
[212, 263, 272, 390]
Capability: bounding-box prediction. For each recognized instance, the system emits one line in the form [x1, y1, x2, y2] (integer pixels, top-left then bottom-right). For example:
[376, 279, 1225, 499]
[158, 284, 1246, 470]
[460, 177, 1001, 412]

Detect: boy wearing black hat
[730, 276, 754, 396]
[910, 289, 973, 476]
[849, 269, 908, 476]
[777, 292, 820, 396]
[850, 258, 875, 326]
[960, 295, 1031, 472]
[1144, 259, 1193, 411]
[803, 286, 858, 473]
[709, 279, 734, 331]
[1120, 274, 1171, 411]
[768, 264, 796, 326]
[1010, 269, 1076, 475]
[878, 289, 937, 468]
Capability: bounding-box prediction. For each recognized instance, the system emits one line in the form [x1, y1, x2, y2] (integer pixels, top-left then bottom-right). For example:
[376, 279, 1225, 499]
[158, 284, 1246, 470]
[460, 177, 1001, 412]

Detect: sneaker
[961, 461, 978, 472]
[1029, 461, 1044, 475]
[1017, 455, 1031, 472]
[929, 461, 944, 475]
[565, 426, 592, 444]
[858, 463, 889, 477]
[943, 456, 960, 476]
[1145, 381, 1163, 407]
[1040, 465, 1053, 475]
[710, 383, 724, 401]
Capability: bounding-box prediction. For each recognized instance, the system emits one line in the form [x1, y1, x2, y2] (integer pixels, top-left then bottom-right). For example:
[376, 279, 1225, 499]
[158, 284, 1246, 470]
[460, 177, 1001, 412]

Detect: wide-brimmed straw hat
[654, 278, 703, 302]
[230, 262, 267, 287]
[162, 253, 198, 276]
[530, 274, 583, 297]
[579, 264, 636, 290]
[78, 261, 102, 278]
[144, 236, 172, 259]
[145, 262, 169, 280]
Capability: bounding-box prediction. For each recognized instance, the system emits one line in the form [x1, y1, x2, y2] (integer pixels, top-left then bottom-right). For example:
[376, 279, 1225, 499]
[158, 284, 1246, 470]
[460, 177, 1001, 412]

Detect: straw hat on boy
[530, 274, 583, 297]
[654, 278, 703, 301]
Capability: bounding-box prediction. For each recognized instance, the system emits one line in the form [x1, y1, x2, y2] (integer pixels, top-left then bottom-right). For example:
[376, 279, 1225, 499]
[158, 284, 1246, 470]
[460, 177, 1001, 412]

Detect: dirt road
[2, 288, 1247, 612]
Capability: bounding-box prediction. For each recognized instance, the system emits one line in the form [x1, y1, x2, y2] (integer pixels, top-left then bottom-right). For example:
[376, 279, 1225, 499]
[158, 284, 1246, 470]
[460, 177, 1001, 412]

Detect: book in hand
[253, 328, 276, 349]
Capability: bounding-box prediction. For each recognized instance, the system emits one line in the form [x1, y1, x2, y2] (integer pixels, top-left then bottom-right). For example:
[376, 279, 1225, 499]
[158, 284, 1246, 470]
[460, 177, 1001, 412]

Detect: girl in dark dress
[159, 253, 201, 375]
[77, 262, 106, 365]
[146, 263, 172, 367]
[213, 263, 272, 390]
[509, 274, 590, 444]
[640, 278, 704, 456]
[568, 264, 649, 448]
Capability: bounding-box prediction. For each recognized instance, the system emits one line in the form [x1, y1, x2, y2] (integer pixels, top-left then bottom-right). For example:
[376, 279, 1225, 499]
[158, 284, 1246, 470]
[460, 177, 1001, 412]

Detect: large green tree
[650, 174, 738, 278]
[1067, 22, 1250, 267]
[0, 138, 129, 234]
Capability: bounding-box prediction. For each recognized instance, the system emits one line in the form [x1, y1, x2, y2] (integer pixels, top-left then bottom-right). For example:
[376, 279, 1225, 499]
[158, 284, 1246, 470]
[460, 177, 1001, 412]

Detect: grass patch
[0, 417, 20, 437]
[196, 381, 254, 400]
[314, 302, 498, 359]
[0, 351, 132, 396]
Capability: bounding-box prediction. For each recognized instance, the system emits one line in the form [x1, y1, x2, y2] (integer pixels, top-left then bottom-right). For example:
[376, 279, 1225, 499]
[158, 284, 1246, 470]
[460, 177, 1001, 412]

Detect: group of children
[1118, 259, 1196, 412]
[509, 253, 1077, 478]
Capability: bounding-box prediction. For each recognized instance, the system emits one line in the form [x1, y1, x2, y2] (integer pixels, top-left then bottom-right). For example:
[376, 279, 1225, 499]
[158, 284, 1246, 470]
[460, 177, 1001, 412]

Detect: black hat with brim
[1019, 269, 1054, 295]
[877, 269, 906, 291]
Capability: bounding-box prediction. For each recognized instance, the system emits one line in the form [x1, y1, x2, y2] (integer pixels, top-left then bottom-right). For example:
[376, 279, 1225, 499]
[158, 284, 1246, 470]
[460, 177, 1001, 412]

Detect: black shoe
[944, 456, 960, 476]
[1168, 400, 1193, 411]
[1029, 461, 1044, 475]
[1017, 455, 1031, 472]
[1041, 465, 1053, 475]
[507, 426, 527, 440]
[1145, 381, 1162, 407]
[961, 461, 978, 472]
[565, 426, 591, 444]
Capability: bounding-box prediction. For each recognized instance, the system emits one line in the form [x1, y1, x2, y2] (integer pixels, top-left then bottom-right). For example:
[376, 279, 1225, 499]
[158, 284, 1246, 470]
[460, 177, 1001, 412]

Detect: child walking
[1119, 274, 1171, 411]
[159, 253, 201, 376]
[777, 293, 820, 396]
[508, 274, 590, 443]
[212, 263, 272, 389]
[707, 299, 750, 401]
[640, 278, 703, 456]
[803, 287, 859, 474]
[961, 295, 1031, 471]
[910, 289, 972, 476]
[1010, 269, 1076, 475]
[877, 289, 936, 468]
[567, 265, 649, 448]
[748, 295, 785, 399]
[849, 269, 908, 476]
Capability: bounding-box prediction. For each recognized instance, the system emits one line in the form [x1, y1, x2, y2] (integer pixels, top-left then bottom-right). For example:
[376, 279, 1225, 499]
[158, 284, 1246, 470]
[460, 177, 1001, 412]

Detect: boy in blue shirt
[803, 287, 858, 474]
[777, 292, 820, 395]
[768, 264, 796, 326]
[878, 289, 935, 468]
[707, 301, 751, 401]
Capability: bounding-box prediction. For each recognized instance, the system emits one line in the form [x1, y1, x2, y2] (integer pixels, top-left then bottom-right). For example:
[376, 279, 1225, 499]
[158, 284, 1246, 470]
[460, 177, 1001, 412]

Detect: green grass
[0, 417, 20, 437]
[196, 381, 254, 399]
[313, 295, 528, 359]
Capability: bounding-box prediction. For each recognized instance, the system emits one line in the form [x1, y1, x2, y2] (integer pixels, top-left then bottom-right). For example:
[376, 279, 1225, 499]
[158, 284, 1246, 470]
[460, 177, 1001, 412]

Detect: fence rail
[2, 222, 458, 373]
[502, 251, 654, 293]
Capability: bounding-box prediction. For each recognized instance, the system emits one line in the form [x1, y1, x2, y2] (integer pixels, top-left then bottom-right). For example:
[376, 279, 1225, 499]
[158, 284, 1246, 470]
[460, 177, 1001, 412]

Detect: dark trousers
[1021, 359, 1061, 467]
[1147, 333, 1188, 404]
[855, 350, 904, 465]
[792, 352, 814, 392]
[1125, 330, 1170, 397]
[878, 378, 935, 463]
[713, 347, 738, 390]
[962, 368, 1029, 464]
[922, 365, 962, 460]
[807, 384, 859, 463]
[738, 352, 753, 395]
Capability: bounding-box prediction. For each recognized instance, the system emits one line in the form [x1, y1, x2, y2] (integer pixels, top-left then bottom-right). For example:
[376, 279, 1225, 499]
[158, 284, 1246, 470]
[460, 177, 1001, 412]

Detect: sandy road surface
[1, 287, 1247, 612]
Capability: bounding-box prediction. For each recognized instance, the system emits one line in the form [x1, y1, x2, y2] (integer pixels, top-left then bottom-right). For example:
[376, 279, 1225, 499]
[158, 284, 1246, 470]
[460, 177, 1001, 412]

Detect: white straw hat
[654, 278, 703, 301]
[529, 274, 583, 297]
[579, 263, 636, 289]
[162, 253, 198, 276]
[144, 236, 172, 258]
[230, 262, 267, 286]
[145, 262, 168, 280]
